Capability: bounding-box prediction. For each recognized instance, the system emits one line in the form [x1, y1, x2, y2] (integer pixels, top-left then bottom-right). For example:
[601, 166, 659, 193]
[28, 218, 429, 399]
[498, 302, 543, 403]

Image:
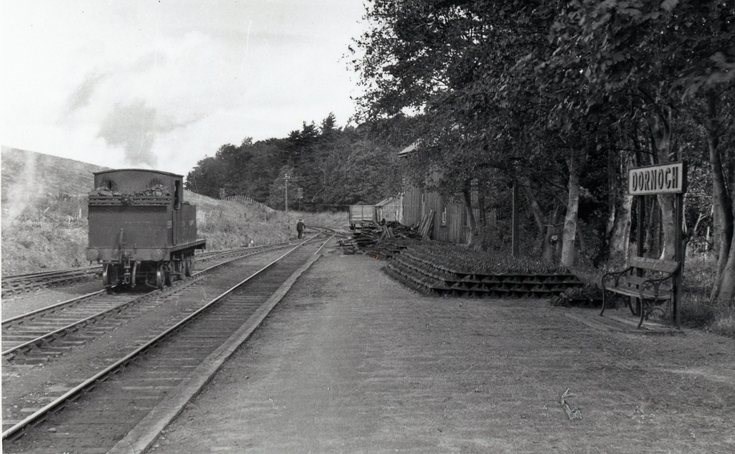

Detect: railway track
[2, 234, 330, 451]
[1, 242, 295, 359]
[1, 267, 101, 298]
[0, 243, 288, 299]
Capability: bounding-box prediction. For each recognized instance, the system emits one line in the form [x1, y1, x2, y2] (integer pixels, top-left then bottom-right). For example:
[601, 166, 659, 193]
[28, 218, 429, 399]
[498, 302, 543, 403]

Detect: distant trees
[352, 0, 735, 303]
[185, 114, 402, 211]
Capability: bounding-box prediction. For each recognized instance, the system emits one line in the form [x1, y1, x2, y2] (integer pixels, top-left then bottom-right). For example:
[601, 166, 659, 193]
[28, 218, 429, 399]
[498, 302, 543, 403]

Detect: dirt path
[150, 250, 735, 453]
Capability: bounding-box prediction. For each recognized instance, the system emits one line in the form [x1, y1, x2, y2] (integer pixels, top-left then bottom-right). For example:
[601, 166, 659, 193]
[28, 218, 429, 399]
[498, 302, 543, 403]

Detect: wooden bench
[600, 256, 680, 328]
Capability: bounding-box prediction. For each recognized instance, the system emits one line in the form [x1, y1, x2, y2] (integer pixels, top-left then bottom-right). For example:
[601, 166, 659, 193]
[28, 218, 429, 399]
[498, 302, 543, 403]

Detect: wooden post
[673, 192, 683, 327]
[512, 179, 519, 257]
[633, 197, 645, 314]
[673, 162, 687, 328]
[636, 198, 645, 257]
[284, 174, 290, 215]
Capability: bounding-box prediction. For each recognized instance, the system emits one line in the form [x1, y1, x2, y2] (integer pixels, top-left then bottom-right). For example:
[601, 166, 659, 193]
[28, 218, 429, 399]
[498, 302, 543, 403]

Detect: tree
[186, 116, 401, 211]
[551, 0, 735, 302]
[353, 1, 610, 261]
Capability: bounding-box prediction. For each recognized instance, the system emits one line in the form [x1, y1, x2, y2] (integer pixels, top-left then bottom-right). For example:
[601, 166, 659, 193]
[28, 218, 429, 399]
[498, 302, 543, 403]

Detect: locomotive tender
[86, 169, 206, 290]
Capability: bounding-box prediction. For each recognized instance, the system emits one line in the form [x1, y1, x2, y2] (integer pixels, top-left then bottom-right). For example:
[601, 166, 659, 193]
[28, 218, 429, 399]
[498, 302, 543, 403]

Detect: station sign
[628, 162, 685, 195]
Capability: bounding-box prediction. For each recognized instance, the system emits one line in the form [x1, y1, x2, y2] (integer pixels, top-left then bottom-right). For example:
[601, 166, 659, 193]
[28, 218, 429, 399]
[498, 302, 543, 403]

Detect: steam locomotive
[86, 169, 206, 290]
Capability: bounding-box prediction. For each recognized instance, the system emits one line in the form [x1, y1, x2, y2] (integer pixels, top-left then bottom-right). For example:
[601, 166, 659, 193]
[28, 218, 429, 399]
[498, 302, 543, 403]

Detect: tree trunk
[521, 180, 546, 253]
[577, 220, 587, 258]
[716, 151, 735, 305]
[609, 194, 633, 264]
[658, 193, 677, 260]
[561, 154, 580, 268]
[476, 189, 492, 251]
[705, 91, 734, 304]
[477, 191, 487, 226]
[604, 138, 620, 248]
[542, 206, 560, 263]
[462, 180, 478, 246]
[646, 106, 679, 261]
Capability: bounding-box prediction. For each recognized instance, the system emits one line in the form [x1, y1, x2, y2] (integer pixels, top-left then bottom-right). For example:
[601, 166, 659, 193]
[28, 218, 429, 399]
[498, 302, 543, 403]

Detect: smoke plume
[97, 100, 181, 168]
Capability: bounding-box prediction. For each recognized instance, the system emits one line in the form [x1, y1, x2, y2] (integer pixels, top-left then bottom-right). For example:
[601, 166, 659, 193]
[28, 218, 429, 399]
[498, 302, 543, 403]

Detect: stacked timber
[338, 221, 422, 255]
[384, 247, 583, 298]
[366, 237, 415, 260]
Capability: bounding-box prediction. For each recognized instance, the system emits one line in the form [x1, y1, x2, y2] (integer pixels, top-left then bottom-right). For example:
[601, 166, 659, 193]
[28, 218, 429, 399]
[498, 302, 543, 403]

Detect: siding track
[1, 267, 101, 298]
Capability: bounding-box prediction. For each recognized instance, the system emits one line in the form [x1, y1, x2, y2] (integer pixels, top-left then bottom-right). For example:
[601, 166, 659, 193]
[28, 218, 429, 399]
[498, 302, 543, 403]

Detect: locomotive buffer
[86, 169, 206, 290]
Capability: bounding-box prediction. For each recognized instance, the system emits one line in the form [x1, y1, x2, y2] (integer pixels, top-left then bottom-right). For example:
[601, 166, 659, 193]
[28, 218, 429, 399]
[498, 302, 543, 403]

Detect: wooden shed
[375, 196, 402, 223]
[398, 143, 474, 244]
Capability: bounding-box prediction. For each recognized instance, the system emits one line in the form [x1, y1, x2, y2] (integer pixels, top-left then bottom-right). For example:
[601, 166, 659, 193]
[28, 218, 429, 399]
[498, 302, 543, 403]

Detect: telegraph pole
[510, 158, 521, 258]
[284, 173, 290, 215]
[512, 178, 519, 257]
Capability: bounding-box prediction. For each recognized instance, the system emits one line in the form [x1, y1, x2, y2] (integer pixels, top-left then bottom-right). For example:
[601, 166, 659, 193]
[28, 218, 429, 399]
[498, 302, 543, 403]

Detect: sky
[0, 0, 367, 176]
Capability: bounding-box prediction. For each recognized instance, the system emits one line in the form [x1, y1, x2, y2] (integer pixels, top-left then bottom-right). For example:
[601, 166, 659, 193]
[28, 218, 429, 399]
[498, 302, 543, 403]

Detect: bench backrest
[628, 256, 680, 274]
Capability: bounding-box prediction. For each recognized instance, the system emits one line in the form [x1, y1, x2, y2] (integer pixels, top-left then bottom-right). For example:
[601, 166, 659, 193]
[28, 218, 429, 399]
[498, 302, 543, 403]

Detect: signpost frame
[628, 161, 687, 327]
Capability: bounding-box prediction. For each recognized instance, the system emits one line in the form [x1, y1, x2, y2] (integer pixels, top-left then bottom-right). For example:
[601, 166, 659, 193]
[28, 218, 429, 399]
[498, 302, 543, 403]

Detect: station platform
[149, 248, 735, 453]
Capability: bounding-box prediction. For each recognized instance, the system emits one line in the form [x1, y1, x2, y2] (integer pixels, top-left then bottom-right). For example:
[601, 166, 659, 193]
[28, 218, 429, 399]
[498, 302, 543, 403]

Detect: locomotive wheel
[102, 264, 112, 293]
[103, 264, 117, 293]
[155, 265, 165, 290]
[102, 264, 110, 286]
[184, 257, 192, 277]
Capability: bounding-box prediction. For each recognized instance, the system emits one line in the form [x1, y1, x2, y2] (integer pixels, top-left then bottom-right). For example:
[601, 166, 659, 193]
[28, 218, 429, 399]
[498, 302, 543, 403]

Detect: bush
[711, 308, 735, 338]
[408, 241, 567, 274]
[678, 292, 717, 328]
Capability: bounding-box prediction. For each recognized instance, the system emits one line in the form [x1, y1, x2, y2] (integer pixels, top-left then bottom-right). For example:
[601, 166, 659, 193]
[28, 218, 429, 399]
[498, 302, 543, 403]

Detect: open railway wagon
[348, 204, 377, 230]
[86, 169, 206, 290]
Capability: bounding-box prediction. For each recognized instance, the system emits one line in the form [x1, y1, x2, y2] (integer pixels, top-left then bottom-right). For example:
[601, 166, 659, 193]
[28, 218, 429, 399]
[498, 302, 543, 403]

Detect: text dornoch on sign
[628, 162, 685, 195]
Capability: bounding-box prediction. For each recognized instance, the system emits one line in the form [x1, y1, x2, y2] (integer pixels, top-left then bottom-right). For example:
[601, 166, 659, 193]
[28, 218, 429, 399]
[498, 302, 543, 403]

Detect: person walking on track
[296, 219, 305, 239]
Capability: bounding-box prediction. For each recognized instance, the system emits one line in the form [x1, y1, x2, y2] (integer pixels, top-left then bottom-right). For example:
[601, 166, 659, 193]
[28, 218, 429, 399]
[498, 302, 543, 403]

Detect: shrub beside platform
[384, 245, 583, 298]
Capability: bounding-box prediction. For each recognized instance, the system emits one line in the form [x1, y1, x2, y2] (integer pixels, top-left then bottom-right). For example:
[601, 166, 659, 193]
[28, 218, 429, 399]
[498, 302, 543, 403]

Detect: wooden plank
[402, 184, 422, 227]
[628, 256, 679, 273]
[448, 202, 463, 243]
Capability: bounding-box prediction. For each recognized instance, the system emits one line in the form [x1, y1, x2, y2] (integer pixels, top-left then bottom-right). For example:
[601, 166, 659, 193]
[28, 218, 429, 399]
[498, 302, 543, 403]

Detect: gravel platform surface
[143, 251, 733, 453]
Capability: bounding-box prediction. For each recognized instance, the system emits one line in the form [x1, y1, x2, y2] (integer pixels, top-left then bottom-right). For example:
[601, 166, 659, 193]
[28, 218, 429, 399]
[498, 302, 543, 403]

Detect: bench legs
[600, 290, 638, 317]
[627, 297, 641, 316]
[601, 292, 660, 329]
[638, 299, 646, 329]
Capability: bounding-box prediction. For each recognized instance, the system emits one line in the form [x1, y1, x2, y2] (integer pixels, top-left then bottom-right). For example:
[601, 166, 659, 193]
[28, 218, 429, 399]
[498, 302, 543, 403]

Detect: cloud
[129, 51, 168, 72]
[65, 72, 108, 113]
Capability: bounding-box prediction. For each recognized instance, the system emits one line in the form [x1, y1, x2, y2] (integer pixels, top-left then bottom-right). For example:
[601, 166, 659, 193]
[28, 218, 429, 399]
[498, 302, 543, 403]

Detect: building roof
[375, 196, 399, 207]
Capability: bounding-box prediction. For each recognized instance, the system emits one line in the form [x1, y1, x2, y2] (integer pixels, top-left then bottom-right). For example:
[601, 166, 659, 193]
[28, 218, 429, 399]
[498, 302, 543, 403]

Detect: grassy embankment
[1, 148, 344, 276]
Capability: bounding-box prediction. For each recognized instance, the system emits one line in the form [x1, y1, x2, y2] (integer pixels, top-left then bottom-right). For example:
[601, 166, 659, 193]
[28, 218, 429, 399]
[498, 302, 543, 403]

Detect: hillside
[0, 148, 293, 275]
